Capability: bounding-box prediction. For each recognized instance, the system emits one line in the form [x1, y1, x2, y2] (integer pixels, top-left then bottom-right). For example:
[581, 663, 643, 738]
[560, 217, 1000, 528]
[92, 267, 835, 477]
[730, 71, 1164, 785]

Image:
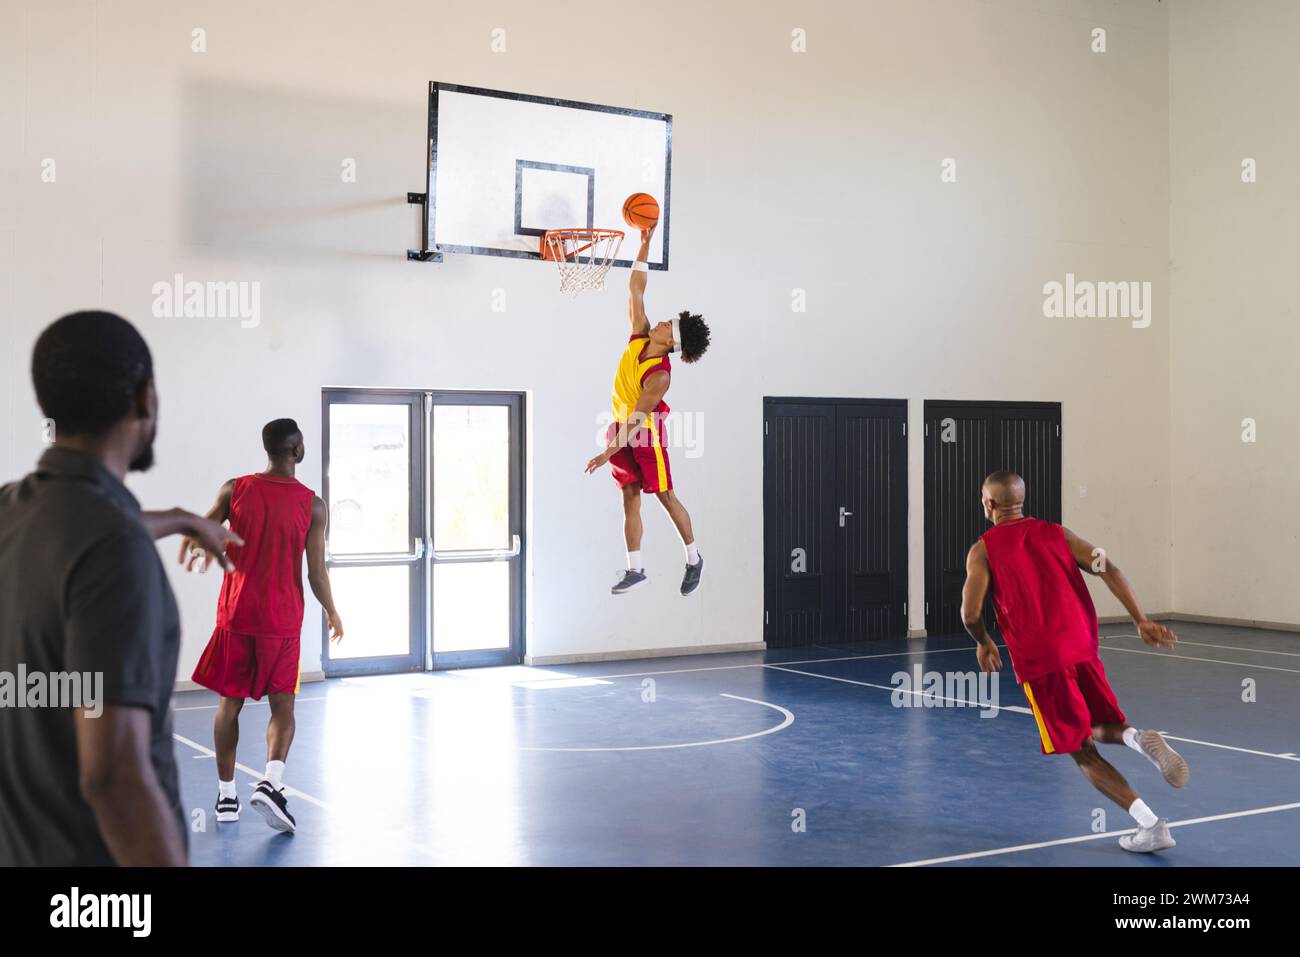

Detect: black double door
[923, 400, 1062, 637]
[763, 398, 908, 648]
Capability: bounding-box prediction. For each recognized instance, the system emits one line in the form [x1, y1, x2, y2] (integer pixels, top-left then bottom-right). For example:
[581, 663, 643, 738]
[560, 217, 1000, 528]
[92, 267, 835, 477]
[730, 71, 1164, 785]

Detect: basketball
[622, 192, 660, 229]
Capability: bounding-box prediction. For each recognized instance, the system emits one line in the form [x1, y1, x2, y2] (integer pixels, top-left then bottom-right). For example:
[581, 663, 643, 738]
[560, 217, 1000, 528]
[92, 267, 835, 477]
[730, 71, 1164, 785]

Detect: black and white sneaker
[248, 781, 296, 834]
[215, 794, 240, 823]
[611, 569, 648, 595]
[680, 555, 704, 596]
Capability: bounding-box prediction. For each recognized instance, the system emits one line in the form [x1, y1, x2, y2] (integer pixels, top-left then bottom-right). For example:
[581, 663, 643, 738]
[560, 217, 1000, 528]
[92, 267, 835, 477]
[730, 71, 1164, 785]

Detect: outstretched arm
[171, 479, 240, 572]
[627, 226, 654, 336]
[585, 370, 669, 474]
[1062, 527, 1176, 648]
[306, 496, 344, 642]
[961, 541, 1003, 673]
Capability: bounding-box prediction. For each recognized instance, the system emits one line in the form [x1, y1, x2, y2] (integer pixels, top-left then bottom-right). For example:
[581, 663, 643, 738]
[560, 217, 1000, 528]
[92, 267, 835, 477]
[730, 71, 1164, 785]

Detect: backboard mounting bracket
[406, 191, 442, 263]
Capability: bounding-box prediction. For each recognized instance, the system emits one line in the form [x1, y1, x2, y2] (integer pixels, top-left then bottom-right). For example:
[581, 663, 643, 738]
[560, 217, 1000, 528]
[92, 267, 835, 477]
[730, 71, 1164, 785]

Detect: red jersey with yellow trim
[611, 333, 671, 422]
[980, 517, 1099, 684]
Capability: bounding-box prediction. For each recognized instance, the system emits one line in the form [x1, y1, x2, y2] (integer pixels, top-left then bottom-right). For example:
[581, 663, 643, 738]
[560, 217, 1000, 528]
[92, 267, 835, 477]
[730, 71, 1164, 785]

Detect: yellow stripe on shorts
[1022, 681, 1055, 754]
[649, 413, 667, 489]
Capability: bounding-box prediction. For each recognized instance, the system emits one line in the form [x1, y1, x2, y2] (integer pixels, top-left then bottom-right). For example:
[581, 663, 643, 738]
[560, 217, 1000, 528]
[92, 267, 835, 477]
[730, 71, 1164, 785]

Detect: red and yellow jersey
[611, 333, 671, 422]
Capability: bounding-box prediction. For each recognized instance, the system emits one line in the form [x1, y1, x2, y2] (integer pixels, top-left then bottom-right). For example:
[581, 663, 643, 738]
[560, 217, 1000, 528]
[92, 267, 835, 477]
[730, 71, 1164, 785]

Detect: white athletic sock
[627, 550, 642, 572]
[265, 760, 285, 791]
[1122, 727, 1144, 753]
[685, 541, 700, 566]
[218, 779, 237, 799]
[1128, 798, 1158, 829]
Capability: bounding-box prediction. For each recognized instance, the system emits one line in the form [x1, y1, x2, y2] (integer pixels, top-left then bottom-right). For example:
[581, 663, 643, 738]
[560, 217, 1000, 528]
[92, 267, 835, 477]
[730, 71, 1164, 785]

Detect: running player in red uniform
[183, 419, 344, 833]
[961, 471, 1188, 853]
[585, 225, 711, 596]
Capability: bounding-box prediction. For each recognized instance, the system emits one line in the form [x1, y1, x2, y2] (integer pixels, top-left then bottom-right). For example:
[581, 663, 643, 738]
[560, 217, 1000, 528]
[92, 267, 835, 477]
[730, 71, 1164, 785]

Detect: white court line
[767, 664, 1300, 763]
[1106, 634, 1300, 658]
[518, 693, 793, 752]
[528, 644, 987, 684]
[172, 733, 328, 809]
[890, 801, 1300, 867]
[763, 664, 1028, 714]
[1163, 734, 1300, 763]
[1102, 644, 1300, 675]
[174, 696, 329, 712]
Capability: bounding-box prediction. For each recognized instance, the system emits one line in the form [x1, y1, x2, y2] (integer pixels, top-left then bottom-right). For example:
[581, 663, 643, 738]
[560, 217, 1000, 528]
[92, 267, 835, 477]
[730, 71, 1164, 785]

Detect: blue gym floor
[173, 621, 1300, 866]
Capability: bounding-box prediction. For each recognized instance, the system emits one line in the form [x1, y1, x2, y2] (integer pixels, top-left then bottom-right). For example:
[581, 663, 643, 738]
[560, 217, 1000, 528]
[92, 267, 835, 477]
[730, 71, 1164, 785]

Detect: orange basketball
[622, 192, 660, 229]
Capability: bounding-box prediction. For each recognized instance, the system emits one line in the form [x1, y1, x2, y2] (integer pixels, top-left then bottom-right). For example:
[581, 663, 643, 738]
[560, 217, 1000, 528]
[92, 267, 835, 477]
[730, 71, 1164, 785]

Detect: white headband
[671, 316, 682, 355]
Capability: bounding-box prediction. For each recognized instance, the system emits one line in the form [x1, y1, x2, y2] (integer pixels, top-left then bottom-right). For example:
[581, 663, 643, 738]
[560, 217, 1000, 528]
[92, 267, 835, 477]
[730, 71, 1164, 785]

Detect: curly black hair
[31, 311, 153, 437]
[677, 311, 710, 363]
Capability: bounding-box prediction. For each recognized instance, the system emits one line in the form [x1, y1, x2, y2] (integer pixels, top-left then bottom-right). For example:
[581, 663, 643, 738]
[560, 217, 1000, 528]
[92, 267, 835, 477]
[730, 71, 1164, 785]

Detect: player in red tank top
[182, 419, 344, 834]
[961, 471, 1189, 854]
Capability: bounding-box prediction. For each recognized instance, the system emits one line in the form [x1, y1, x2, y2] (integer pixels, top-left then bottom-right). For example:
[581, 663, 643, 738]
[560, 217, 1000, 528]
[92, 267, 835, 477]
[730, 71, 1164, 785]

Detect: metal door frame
[320, 387, 526, 675]
[321, 388, 427, 676]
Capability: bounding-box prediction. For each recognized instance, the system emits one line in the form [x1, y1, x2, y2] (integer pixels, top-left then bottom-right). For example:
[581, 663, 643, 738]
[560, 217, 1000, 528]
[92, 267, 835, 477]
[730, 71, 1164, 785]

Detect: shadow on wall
[182, 77, 424, 262]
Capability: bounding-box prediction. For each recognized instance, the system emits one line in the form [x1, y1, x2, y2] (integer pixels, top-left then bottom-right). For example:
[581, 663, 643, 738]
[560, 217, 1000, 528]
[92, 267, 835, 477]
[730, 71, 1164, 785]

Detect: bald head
[982, 470, 1025, 520]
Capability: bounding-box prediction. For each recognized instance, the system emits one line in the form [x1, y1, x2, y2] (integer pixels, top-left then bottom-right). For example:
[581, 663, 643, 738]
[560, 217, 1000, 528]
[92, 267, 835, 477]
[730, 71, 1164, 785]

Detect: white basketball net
[542, 229, 625, 297]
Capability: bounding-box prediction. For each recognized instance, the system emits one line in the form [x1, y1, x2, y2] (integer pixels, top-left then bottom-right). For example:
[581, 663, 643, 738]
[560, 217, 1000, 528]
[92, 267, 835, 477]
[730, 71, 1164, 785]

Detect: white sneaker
[1138, 730, 1189, 787]
[1120, 818, 1176, 853]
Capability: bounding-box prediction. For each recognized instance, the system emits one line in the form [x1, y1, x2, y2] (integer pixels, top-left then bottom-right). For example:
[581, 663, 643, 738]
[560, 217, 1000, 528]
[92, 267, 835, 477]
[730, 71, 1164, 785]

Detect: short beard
[129, 425, 157, 472]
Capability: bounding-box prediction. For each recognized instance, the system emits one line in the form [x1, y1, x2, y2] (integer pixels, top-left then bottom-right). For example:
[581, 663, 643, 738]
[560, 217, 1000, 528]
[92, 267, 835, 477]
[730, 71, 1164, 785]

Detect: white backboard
[415, 83, 671, 270]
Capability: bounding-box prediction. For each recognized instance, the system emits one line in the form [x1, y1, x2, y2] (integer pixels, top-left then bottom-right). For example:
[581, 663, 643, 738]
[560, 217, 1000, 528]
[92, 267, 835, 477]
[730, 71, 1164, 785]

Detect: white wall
[1, 0, 1176, 679]
[1168, 0, 1300, 626]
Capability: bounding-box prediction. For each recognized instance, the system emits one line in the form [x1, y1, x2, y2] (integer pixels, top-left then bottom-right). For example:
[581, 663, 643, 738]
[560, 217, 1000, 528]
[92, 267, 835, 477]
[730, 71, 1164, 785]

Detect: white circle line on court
[517, 693, 794, 752]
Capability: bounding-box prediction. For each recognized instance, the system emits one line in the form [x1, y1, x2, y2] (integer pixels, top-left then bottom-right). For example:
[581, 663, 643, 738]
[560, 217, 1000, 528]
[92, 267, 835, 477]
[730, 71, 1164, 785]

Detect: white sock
[685, 541, 699, 565]
[218, 779, 237, 799]
[1128, 798, 1158, 829]
[1122, 727, 1144, 753]
[265, 760, 285, 791]
[627, 550, 642, 572]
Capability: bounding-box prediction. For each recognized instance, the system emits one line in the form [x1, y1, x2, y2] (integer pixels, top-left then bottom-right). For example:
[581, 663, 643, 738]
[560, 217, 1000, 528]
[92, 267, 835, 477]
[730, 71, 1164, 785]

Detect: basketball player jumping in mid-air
[961, 471, 1188, 853]
[585, 224, 711, 596]
[182, 419, 344, 834]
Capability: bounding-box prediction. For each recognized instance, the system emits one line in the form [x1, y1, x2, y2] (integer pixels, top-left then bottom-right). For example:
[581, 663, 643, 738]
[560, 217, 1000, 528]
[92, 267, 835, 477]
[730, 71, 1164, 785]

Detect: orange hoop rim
[540, 227, 625, 261]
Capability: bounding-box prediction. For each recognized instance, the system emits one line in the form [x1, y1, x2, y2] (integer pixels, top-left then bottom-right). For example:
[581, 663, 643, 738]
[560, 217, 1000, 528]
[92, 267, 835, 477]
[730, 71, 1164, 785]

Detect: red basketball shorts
[606, 415, 673, 493]
[1021, 657, 1126, 755]
[191, 627, 301, 700]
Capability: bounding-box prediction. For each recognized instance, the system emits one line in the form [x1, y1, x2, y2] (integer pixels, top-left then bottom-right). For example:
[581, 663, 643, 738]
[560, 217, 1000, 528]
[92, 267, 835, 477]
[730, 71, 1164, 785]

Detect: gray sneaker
[611, 569, 648, 595]
[680, 555, 704, 596]
[1137, 730, 1189, 788]
[1119, 819, 1176, 853]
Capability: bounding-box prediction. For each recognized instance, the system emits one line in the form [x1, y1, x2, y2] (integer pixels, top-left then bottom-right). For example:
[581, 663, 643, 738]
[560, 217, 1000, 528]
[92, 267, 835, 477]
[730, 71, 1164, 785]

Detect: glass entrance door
[321, 389, 524, 675]
[321, 391, 426, 675]
[429, 393, 524, 669]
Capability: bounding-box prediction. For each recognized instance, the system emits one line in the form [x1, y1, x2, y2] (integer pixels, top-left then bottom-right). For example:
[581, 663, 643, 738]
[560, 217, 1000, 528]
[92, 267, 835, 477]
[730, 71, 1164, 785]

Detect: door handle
[326, 537, 424, 565]
[839, 506, 853, 527]
[433, 534, 521, 563]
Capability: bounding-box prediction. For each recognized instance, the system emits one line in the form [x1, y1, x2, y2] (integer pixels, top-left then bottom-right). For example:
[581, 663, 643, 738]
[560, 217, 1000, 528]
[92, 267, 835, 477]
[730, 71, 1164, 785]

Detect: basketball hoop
[540, 228, 625, 297]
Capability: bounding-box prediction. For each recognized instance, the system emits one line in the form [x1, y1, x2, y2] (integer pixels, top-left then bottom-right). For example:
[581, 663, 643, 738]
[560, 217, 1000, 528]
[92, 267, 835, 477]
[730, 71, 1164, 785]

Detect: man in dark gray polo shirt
[0, 311, 239, 866]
